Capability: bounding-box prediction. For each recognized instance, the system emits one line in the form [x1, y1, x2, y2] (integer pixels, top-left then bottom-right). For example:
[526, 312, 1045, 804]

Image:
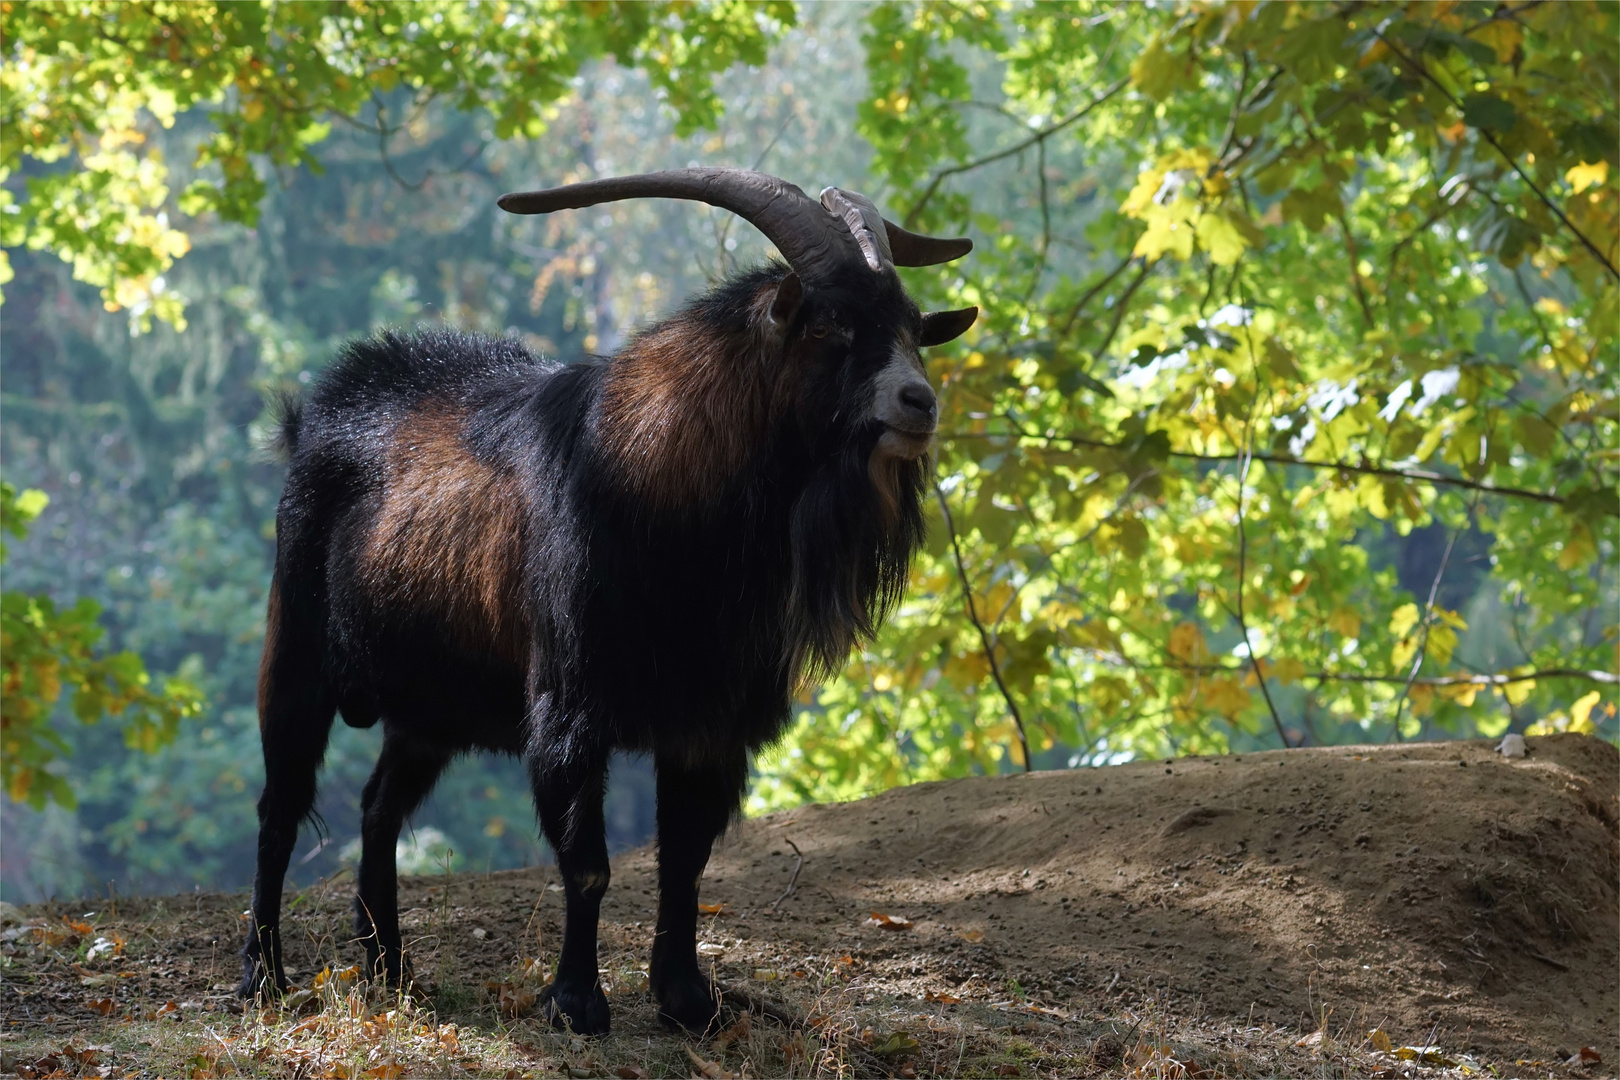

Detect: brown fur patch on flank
[600, 285, 784, 506]
[257, 578, 280, 728]
[361, 409, 528, 665]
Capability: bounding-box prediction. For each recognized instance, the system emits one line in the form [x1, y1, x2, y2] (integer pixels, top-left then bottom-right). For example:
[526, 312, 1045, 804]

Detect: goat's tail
[262, 387, 305, 462]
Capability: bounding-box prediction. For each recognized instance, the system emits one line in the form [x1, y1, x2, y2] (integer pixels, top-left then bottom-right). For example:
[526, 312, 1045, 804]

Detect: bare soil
[2, 734, 1614, 1078]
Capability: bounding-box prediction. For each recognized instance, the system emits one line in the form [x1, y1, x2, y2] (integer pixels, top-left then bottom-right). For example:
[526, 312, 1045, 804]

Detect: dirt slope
[675, 733, 1616, 1061]
[2, 734, 1614, 1076]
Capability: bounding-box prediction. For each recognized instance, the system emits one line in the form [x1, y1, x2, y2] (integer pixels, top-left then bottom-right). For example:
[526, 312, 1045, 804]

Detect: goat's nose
[896, 379, 937, 426]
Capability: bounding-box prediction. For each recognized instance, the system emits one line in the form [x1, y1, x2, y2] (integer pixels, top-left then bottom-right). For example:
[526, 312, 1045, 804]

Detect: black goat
[240, 168, 977, 1035]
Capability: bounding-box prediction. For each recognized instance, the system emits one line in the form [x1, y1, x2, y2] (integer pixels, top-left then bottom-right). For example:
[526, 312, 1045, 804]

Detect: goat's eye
[810, 323, 830, 339]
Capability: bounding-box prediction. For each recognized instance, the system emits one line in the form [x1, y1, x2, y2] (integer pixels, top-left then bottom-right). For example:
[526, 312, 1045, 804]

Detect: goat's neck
[597, 314, 782, 508]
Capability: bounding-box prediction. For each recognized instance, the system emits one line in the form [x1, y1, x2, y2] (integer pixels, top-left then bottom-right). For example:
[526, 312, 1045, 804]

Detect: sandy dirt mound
[678, 733, 1615, 1061]
[2, 735, 1613, 1076]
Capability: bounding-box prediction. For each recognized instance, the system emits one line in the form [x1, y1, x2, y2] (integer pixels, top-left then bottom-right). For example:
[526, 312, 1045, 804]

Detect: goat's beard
[785, 440, 928, 687]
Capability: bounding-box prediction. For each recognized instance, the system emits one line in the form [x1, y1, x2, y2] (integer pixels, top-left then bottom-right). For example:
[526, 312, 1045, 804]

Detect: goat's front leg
[530, 750, 611, 1035]
[650, 752, 747, 1034]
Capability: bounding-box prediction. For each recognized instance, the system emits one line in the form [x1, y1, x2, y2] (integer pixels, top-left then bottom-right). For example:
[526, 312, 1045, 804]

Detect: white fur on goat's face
[868, 334, 936, 462]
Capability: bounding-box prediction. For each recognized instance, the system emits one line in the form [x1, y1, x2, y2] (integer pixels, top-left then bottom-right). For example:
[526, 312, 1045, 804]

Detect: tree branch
[1105, 662, 1618, 687]
[1388, 508, 1468, 741]
[1372, 29, 1620, 281]
[1232, 274, 1293, 748]
[1057, 254, 1136, 338]
[940, 426, 1565, 504]
[904, 77, 1129, 229]
[934, 483, 1033, 772]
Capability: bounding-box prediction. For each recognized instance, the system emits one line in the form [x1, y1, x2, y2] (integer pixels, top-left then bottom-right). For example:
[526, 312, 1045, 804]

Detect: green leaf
[1461, 92, 1517, 133]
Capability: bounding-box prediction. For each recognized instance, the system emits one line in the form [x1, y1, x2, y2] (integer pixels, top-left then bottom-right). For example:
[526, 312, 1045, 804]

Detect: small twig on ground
[771, 840, 804, 910]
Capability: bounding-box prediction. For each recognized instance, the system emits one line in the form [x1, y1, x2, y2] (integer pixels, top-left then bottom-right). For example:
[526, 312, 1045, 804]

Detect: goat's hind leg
[529, 749, 612, 1036]
[354, 731, 451, 987]
[240, 578, 337, 999]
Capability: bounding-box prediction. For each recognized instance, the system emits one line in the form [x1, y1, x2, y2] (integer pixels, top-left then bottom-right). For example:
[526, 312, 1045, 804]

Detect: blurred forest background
[3, 0, 1614, 903]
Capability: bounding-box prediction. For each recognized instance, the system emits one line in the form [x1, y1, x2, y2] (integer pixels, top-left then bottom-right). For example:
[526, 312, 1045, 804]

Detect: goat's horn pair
[496, 167, 970, 283]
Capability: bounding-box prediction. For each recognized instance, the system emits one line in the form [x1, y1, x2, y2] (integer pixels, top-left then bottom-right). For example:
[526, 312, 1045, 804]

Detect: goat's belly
[330, 625, 529, 753]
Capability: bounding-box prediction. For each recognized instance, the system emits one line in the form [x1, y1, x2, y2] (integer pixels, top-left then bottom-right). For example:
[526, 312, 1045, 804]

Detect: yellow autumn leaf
[1470, 18, 1522, 63]
[1426, 623, 1458, 666]
[1566, 160, 1609, 194]
[1327, 606, 1361, 639]
[1133, 201, 1198, 261]
[1408, 684, 1435, 716]
[1167, 621, 1210, 664]
[1388, 603, 1421, 639]
[1558, 523, 1596, 570]
[1195, 207, 1266, 267]
[1271, 657, 1307, 685]
[1504, 674, 1536, 707]
[1439, 682, 1479, 707]
[1200, 674, 1251, 718]
[1570, 690, 1602, 733]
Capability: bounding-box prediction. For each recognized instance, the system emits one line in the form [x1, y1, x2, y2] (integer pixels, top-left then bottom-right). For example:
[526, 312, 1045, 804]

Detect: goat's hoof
[237, 961, 288, 1002]
[538, 980, 610, 1036]
[361, 948, 410, 989]
[654, 975, 723, 1036]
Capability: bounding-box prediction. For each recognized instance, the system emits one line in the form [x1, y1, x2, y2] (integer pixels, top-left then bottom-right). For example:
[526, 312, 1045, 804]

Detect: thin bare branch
[1388, 506, 1470, 741]
[904, 77, 1130, 228]
[941, 426, 1566, 505]
[1372, 29, 1620, 281]
[934, 482, 1033, 773]
[1057, 254, 1136, 338]
[1233, 273, 1292, 748]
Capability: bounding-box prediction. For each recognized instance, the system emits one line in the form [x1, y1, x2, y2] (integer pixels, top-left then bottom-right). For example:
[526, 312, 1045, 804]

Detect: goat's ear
[769, 272, 803, 328]
[919, 306, 978, 346]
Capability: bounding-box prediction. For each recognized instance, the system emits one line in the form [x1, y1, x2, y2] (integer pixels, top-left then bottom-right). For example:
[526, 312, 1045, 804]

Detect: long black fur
[240, 263, 932, 1035]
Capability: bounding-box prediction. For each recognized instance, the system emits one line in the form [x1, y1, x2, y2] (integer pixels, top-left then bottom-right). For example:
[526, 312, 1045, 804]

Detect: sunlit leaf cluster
[1, 0, 793, 329]
[1, 482, 203, 809]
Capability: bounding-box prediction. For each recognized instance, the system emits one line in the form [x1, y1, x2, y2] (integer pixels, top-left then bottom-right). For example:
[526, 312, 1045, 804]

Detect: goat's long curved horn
[498, 167, 855, 283]
[820, 187, 973, 269]
[883, 220, 973, 267]
[819, 187, 891, 272]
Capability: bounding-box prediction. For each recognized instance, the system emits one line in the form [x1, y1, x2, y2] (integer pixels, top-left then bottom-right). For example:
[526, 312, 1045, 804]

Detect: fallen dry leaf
[362, 1063, 403, 1079]
[1579, 1047, 1603, 1064]
[1368, 1028, 1393, 1053]
[614, 1067, 650, 1080]
[684, 1045, 733, 1079]
[872, 1032, 920, 1057]
[1395, 1046, 1456, 1067]
[957, 929, 985, 943]
[698, 902, 729, 915]
[85, 999, 114, 1017]
[485, 981, 536, 1019]
[924, 991, 961, 1004]
[863, 912, 912, 931]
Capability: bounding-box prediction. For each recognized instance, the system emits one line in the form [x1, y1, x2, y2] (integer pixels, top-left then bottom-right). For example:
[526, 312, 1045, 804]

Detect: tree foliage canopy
[2, 0, 793, 328]
[754, 0, 1617, 807]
